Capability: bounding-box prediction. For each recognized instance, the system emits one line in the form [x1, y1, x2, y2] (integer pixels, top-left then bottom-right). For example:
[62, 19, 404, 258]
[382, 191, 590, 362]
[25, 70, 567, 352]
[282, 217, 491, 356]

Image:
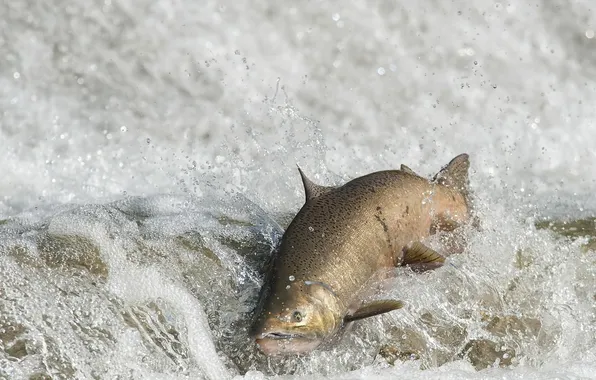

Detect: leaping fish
[251, 154, 472, 355]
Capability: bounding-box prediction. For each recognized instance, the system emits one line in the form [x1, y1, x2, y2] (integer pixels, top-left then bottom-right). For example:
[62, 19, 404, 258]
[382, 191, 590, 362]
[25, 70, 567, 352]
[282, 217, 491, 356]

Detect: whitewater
[1, 0, 595, 379]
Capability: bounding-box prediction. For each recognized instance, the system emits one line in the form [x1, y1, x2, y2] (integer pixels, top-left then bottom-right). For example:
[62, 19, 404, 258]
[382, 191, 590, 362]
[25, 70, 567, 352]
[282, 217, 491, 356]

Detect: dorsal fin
[432, 153, 470, 194]
[297, 167, 333, 202]
[400, 164, 422, 177]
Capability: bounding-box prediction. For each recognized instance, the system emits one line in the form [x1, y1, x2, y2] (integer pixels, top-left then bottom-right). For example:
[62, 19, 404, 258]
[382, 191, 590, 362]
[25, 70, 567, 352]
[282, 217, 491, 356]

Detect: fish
[250, 154, 472, 356]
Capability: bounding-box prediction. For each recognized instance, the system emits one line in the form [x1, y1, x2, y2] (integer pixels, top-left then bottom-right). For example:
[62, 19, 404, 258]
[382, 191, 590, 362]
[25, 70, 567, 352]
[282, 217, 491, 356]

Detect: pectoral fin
[344, 300, 404, 323]
[401, 242, 446, 272]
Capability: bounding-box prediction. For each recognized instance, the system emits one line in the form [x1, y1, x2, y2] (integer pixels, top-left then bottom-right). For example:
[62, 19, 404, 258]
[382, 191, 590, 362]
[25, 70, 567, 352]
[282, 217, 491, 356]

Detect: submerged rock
[37, 234, 107, 277]
[175, 231, 221, 266]
[484, 314, 541, 339]
[28, 374, 52, 380]
[5, 338, 27, 359]
[0, 319, 27, 346]
[377, 344, 420, 365]
[535, 218, 596, 252]
[460, 339, 515, 370]
[377, 313, 467, 369]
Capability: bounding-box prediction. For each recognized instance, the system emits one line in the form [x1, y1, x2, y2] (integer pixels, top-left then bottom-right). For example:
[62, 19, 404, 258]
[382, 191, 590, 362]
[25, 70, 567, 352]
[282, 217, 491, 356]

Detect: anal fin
[401, 241, 446, 272]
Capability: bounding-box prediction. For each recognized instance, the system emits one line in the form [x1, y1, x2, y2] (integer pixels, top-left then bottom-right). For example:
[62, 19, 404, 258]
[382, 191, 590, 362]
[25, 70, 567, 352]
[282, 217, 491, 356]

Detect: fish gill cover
[0, 0, 595, 379]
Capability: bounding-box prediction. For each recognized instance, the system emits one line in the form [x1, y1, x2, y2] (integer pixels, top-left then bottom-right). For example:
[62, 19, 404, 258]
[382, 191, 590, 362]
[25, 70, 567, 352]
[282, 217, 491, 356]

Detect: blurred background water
[1, 0, 596, 379]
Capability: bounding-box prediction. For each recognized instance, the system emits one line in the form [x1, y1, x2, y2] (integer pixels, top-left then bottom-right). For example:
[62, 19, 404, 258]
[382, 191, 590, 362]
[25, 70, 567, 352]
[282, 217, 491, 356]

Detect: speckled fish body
[252, 154, 471, 355]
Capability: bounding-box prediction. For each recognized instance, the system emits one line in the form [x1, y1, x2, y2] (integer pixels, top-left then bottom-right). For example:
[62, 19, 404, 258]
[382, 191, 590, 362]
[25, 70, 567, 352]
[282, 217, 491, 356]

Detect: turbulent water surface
[1, 0, 596, 379]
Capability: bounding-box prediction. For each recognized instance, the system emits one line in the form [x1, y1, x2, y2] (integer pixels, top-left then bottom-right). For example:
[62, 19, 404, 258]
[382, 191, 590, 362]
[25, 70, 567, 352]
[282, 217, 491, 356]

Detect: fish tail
[432, 153, 471, 205]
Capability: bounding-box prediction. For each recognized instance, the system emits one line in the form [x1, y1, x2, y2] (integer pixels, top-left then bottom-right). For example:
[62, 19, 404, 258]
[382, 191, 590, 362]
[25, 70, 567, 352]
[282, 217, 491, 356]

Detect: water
[1, 0, 596, 379]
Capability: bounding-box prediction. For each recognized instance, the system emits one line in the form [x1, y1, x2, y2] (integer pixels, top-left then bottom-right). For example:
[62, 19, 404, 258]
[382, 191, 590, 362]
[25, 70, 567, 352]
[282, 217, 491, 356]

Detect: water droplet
[332, 13, 340, 21]
[286, 285, 290, 289]
[13, 72, 20, 79]
[377, 67, 386, 75]
[120, 126, 127, 132]
[586, 30, 595, 39]
[289, 275, 295, 282]
[146, 138, 151, 144]
[308, 226, 314, 232]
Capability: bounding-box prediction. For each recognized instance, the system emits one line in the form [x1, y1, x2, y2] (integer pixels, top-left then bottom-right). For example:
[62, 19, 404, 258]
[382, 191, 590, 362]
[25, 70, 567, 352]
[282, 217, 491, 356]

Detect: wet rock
[377, 344, 420, 365]
[37, 234, 107, 277]
[460, 339, 515, 370]
[377, 327, 427, 366]
[378, 313, 469, 368]
[215, 231, 275, 275]
[8, 244, 43, 268]
[175, 231, 221, 266]
[484, 315, 541, 339]
[0, 321, 27, 345]
[419, 312, 467, 348]
[6, 339, 28, 359]
[535, 218, 596, 238]
[535, 218, 596, 252]
[418, 312, 468, 367]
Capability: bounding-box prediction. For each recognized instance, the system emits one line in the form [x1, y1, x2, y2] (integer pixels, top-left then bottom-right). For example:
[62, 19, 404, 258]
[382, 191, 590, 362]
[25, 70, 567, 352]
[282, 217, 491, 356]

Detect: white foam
[2, 0, 596, 378]
[89, 223, 232, 380]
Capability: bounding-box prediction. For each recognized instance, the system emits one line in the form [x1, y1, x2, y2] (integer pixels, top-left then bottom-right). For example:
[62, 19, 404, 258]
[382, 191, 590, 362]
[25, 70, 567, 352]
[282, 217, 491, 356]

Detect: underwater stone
[37, 234, 107, 277]
[535, 218, 596, 252]
[484, 315, 542, 339]
[377, 344, 420, 365]
[0, 321, 26, 345]
[175, 231, 221, 266]
[6, 339, 28, 359]
[460, 339, 515, 370]
[28, 374, 52, 380]
[378, 327, 427, 366]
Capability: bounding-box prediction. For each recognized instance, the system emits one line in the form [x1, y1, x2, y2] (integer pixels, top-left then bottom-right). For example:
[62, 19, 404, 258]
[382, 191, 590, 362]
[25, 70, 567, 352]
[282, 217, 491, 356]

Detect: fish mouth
[255, 333, 322, 356]
[258, 331, 306, 340]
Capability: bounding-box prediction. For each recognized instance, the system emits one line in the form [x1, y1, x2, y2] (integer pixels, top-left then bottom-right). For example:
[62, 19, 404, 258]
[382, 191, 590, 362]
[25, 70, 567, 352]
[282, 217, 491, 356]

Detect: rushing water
[1, 0, 596, 379]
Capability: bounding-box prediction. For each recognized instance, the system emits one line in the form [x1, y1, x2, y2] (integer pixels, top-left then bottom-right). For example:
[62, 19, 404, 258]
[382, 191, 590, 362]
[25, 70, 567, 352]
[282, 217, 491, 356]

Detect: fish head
[251, 280, 344, 356]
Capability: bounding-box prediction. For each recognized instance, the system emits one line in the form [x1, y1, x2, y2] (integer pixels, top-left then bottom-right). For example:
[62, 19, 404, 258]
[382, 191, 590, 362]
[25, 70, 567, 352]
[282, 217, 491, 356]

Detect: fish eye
[292, 311, 304, 322]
